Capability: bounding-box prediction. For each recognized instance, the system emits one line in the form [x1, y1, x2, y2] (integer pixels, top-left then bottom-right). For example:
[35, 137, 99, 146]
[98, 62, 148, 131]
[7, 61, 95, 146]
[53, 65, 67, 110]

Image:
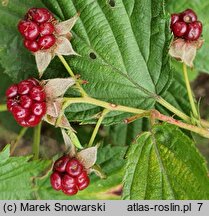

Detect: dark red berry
[171, 21, 187, 37]
[24, 40, 39, 52]
[6, 84, 18, 98]
[29, 86, 46, 102]
[50, 172, 62, 191]
[62, 186, 78, 196]
[12, 105, 29, 120]
[184, 21, 202, 41]
[18, 81, 33, 95]
[27, 8, 51, 23]
[7, 99, 18, 112]
[18, 20, 39, 41]
[181, 9, 197, 23]
[27, 78, 39, 86]
[66, 159, 83, 177]
[39, 22, 55, 36]
[38, 35, 56, 50]
[171, 14, 180, 26]
[77, 177, 90, 191]
[31, 102, 46, 116]
[26, 114, 41, 127]
[17, 119, 29, 127]
[76, 171, 88, 185]
[61, 174, 77, 189]
[54, 156, 70, 173]
[20, 95, 33, 109]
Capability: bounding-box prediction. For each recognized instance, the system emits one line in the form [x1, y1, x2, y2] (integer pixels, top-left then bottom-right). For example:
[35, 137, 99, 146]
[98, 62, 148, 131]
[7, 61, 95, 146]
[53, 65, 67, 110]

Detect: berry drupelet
[6, 78, 46, 127]
[18, 8, 57, 52]
[170, 9, 202, 41]
[50, 156, 90, 196]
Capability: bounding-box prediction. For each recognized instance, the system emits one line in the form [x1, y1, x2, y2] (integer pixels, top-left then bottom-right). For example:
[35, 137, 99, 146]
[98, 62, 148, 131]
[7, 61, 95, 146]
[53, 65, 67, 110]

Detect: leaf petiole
[32, 122, 42, 160]
[88, 109, 109, 147]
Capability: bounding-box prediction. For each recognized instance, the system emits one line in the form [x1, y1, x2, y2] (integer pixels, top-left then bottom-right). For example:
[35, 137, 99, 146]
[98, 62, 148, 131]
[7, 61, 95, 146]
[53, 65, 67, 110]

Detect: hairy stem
[11, 127, 28, 155]
[32, 122, 42, 160]
[152, 110, 209, 139]
[156, 97, 191, 122]
[183, 63, 199, 119]
[58, 55, 88, 97]
[88, 109, 109, 147]
[0, 104, 7, 112]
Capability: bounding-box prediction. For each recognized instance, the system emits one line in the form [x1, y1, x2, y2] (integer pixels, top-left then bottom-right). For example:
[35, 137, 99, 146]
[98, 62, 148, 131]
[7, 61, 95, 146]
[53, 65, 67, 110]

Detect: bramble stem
[182, 63, 199, 119]
[63, 97, 146, 115]
[152, 110, 209, 139]
[58, 55, 88, 97]
[32, 122, 42, 160]
[156, 97, 191, 122]
[88, 109, 109, 147]
[11, 127, 28, 155]
[0, 104, 7, 112]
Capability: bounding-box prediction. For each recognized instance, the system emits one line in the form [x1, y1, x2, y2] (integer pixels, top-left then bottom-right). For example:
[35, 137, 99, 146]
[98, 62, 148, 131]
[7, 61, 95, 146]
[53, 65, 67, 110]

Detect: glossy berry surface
[18, 8, 57, 52]
[170, 9, 202, 41]
[171, 22, 187, 37]
[54, 156, 70, 173]
[66, 159, 83, 177]
[50, 172, 62, 191]
[185, 21, 202, 41]
[181, 9, 197, 23]
[38, 35, 56, 50]
[6, 78, 46, 127]
[50, 156, 90, 196]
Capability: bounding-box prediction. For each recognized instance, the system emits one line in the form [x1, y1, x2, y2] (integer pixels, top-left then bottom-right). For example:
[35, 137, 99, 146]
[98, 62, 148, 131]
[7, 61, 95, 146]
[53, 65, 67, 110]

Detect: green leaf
[123, 123, 209, 200]
[0, 145, 51, 199]
[36, 145, 126, 199]
[166, 0, 209, 74]
[56, 0, 172, 118]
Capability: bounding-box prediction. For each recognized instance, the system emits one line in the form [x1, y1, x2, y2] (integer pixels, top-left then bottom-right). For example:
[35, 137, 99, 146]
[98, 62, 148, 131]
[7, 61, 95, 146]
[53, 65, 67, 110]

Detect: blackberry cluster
[50, 156, 90, 196]
[6, 78, 46, 127]
[171, 9, 202, 41]
[18, 8, 57, 52]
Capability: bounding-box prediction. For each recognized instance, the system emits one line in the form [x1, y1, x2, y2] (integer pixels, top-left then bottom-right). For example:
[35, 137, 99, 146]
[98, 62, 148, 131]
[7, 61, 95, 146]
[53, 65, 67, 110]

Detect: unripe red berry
[24, 40, 39, 52]
[181, 9, 197, 23]
[20, 95, 33, 109]
[31, 102, 47, 116]
[27, 8, 51, 23]
[61, 174, 77, 189]
[18, 81, 33, 95]
[29, 86, 46, 102]
[184, 21, 202, 41]
[171, 21, 187, 37]
[7, 99, 18, 112]
[66, 159, 83, 177]
[171, 13, 180, 26]
[50, 172, 62, 191]
[54, 156, 70, 173]
[12, 105, 29, 120]
[39, 22, 55, 36]
[18, 21, 39, 41]
[62, 186, 78, 196]
[77, 177, 90, 191]
[6, 84, 18, 98]
[26, 114, 41, 127]
[38, 35, 56, 50]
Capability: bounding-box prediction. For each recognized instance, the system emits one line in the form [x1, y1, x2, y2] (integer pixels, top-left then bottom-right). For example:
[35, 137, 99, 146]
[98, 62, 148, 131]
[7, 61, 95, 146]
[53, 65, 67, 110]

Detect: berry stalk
[58, 55, 88, 97]
[88, 109, 109, 147]
[11, 127, 28, 155]
[0, 104, 7, 112]
[32, 122, 42, 160]
[182, 63, 199, 120]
